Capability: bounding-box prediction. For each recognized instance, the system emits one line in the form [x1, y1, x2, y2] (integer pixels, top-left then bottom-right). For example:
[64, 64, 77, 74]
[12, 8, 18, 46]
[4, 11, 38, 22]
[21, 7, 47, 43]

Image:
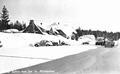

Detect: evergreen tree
[9, 22, 14, 29]
[14, 20, 22, 31]
[0, 5, 10, 30]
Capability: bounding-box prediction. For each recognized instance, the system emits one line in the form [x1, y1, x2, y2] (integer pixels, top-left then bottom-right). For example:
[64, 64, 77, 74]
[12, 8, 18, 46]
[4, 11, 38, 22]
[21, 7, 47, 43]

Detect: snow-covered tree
[9, 22, 14, 29]
[0, 5, 10, 30]
[14, 20, 22, 31]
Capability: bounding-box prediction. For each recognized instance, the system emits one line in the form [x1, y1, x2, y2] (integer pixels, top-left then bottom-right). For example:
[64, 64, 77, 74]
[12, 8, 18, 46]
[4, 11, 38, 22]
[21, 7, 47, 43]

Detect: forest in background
[0, 5, 120, 41]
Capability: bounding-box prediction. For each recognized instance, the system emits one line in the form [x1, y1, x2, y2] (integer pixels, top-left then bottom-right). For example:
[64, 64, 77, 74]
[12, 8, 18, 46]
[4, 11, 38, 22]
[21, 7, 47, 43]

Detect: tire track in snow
[0, 55, 52, 60]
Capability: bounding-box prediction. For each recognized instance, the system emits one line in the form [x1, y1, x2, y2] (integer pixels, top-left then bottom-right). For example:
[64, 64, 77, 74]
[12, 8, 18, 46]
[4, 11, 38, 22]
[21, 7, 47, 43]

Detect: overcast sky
[0, 0, 120, 32]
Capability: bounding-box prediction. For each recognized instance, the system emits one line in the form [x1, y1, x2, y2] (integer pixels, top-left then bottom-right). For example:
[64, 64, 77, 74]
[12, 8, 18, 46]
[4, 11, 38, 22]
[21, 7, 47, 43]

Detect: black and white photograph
[0, 0, 120, 74]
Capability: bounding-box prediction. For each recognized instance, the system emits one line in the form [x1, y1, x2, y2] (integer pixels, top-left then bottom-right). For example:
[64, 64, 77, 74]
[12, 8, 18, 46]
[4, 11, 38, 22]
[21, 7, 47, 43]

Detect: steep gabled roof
[57, 29, 67, 38]
[38, 26, 46, 32]
[23, 20, 43, 34]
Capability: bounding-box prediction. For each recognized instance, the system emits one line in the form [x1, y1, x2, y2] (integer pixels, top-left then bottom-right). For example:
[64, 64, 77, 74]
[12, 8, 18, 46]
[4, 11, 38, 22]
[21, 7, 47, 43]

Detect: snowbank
[78, 35, 96, 45]
[0, 46, 97, 73]
[0, 32, 97, 73]
[0, 33, 68, 48]
[14, 47, 120, 74]
[3, 29, 19, 33]
[0, 32, 96, 48]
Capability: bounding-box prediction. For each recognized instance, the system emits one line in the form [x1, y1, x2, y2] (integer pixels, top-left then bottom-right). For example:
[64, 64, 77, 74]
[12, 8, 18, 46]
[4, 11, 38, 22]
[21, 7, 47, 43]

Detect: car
[105, 40, 115, 48]
[34, 40, 53, 47]
[96, 37, 105, 46]
[82, 42, 89, 45]
[45, 41, 53, 46]
[34, 42, 40, 47]
[51, 41, 59, 46]
[60, 41, 69, 46]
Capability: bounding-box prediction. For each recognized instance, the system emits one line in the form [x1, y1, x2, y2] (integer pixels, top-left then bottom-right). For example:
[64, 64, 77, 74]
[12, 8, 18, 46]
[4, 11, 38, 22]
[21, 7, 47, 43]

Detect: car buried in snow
[104, 40, 115, 48]
[34, 40, 69, 47]
[95, 37, 105, 46]
[34, 40, 53, 47]
[95, 37, 115, 48]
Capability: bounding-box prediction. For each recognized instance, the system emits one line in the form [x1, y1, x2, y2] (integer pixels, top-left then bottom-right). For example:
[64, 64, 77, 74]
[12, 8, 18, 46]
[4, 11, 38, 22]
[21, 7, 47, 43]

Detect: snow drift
[0, 32, 97, 73]
[7, 47, 120, 74]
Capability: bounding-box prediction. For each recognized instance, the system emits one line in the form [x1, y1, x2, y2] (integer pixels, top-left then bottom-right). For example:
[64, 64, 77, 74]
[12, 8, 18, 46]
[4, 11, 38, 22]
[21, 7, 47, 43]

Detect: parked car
[82, 42, 89, 45]
[95, 37, 105, 46]
[45, 41, 53, 46]
[34, 40, 53, 47]
[51, 41, 59, 46]
[59, 41, 69, 46]
[105, 40, 115, 48]
[96, 37, 115, 48]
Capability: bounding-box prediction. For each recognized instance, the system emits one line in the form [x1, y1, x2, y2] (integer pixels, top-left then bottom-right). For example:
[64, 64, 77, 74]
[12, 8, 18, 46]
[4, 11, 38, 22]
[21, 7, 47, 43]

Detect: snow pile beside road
[0, 46, 97, 74]
[0, 32, 97, 73]
[0, 33, 68, 48]
[78, 35, 96, 45]
[0, 32, 96, 48]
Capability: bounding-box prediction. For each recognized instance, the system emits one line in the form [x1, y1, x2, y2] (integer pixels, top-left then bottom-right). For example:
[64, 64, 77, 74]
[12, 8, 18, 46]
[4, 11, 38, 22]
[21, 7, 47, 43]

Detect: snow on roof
[32, 21, 78, 37]
[43, 23, 77, 36]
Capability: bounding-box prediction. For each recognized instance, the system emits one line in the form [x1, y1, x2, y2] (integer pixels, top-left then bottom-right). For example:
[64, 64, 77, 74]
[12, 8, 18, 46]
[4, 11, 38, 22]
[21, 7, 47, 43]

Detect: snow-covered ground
[0, 32, 97, 73]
